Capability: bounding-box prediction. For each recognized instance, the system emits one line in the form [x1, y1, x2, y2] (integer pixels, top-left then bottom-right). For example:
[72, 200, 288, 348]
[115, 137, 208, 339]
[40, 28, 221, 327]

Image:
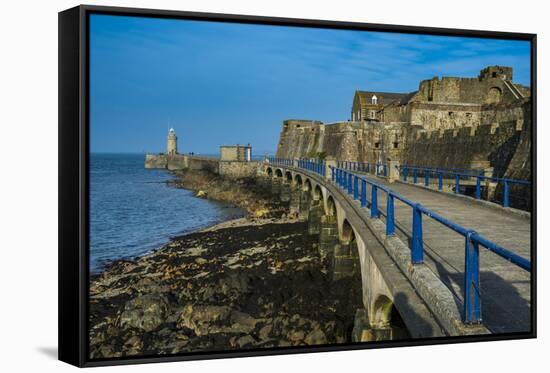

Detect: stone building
[220, 144, 252, 162]
[276, 66, 531, 181]
[351, 91, 416, 122]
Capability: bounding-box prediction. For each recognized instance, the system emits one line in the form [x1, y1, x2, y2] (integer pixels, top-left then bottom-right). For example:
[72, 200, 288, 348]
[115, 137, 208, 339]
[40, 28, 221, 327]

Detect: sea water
[89, 153, 244, 273]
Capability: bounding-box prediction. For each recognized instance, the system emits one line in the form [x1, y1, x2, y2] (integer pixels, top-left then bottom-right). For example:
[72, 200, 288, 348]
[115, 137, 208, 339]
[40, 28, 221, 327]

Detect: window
[492, 72, 497, 78]
[393, 142, 399, 149]
[370, 110, 376, 119]
[371, 95, 378, 105]
[374, 142, 380, 148]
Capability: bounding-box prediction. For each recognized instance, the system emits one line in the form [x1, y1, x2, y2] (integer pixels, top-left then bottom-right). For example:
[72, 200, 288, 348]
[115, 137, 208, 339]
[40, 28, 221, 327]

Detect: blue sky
[89, 14, 531, 154]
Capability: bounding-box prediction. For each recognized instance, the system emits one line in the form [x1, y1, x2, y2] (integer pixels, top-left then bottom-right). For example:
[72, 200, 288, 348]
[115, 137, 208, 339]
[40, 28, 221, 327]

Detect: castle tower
[167, 128, 177, 155]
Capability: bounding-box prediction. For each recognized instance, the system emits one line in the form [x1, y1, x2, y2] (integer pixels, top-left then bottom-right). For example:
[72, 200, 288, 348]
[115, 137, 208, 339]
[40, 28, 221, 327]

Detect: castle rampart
[275, 66, 531, 182]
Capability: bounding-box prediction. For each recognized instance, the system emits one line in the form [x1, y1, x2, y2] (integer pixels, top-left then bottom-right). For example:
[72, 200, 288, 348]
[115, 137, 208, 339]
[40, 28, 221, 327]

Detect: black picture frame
[58, 4, 537, 367]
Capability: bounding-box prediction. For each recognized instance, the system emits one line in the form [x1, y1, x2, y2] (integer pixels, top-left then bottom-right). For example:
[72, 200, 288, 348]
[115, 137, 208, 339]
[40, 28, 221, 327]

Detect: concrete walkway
[351, 175, 531, 334]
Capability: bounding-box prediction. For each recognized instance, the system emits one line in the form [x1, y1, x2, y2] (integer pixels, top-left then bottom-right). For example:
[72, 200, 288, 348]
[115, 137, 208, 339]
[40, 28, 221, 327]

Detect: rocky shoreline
[89, 170, 361, 358]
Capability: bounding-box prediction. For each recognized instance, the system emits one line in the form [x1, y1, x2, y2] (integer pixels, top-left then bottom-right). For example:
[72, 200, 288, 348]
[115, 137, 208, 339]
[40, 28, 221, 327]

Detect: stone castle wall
[412, 73, 523, 105]
[275, 100, 530, 181]
[402, 100, 530, 174]
[402, 121, 520, 174]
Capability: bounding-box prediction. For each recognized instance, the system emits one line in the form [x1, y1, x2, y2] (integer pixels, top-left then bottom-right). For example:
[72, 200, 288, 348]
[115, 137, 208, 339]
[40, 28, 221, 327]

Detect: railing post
[353, 176, 359, 200]
[348, 173, 353, 195]
[384, 165, 387, 177]
[361, 179, 367, 208]
[412, 204, 424, 264]
[464, 231, 481, 324]
[455, 174, 460, 194]
[370, 185, 378, 218]
[367, 163, 370, 173]
[475, 177, 481, 199]
[386, 194, 395, 236]
[503, 181, 510, 207]
[438, 172, 443, 190]
[331, 167, 335, 182]
[413, 168, 418, 184]
[404, 167, 408, 182]
[424, 169, 429, 186]
[342, 171, 347, 189]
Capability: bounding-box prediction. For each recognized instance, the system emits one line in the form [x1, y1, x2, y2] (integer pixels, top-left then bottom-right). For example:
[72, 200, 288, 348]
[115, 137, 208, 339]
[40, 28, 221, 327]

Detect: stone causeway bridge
[263, 157, 531, 340]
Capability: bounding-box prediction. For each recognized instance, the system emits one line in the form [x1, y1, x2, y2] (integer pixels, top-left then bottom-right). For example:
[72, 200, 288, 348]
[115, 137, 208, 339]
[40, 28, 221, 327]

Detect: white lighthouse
[167, 128, 177, 155]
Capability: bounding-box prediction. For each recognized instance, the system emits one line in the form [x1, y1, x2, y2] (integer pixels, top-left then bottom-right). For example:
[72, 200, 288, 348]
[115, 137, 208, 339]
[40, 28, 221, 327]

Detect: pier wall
[145, 154, 260, 178]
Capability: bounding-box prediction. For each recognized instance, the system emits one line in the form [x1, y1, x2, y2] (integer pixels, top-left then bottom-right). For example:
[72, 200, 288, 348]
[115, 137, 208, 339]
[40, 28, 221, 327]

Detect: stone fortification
[275, 66, 531, 182]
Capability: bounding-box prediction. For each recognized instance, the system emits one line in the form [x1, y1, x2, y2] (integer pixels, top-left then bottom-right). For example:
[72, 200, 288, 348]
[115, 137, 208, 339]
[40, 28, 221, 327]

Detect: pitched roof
[355, 90, 417, 106]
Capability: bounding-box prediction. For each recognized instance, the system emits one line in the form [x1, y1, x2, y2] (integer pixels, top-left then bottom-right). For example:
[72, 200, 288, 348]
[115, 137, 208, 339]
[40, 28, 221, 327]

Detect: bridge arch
[341, 219, 355, 243]
[294, 174, 303, 187]
[313, 184, 323, 201]
[304, 178, 312, 193]
[266, 167, 273, 177]
[326, 195, 337, 217]
[285, 170, 293, 183]
[275, 168, 283, 178]
[325, 195, 338, 221]
[371, 294, 393, 328]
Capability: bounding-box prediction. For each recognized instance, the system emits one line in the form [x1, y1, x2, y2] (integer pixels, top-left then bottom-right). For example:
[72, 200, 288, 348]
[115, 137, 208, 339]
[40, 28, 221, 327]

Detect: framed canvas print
[58, 4, 536, 367]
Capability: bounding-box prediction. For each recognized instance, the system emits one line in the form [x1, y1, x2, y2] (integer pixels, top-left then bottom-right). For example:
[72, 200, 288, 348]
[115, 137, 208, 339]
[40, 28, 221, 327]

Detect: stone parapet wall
[145, 154, 167, 169]
[145, 154, 219, 173]
[167, 154, 188, 170]
[218, 161, 261, 178]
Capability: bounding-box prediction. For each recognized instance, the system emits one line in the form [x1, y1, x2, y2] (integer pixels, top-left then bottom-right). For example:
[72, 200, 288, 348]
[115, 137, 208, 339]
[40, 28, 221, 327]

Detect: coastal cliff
[88, 170, 361, 358]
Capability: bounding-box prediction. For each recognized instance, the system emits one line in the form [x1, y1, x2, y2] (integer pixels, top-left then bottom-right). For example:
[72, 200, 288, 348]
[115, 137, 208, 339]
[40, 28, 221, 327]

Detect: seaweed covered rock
[118, 293, 170, 332]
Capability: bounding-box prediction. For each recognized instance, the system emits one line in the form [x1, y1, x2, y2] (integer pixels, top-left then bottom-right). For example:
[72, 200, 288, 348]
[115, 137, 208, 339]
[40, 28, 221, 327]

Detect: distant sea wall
[145, 154, 168, 169]
[145, 153, 260, 178]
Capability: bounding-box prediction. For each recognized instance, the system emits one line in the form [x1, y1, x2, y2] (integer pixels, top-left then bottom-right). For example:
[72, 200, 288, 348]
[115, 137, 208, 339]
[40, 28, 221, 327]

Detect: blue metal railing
[337, 160, 388, 177]
[330, 166, 530, 324]
[265, 158, 531, 323]
[268, 157, 326, 177]
[400, 165, 531, 208]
